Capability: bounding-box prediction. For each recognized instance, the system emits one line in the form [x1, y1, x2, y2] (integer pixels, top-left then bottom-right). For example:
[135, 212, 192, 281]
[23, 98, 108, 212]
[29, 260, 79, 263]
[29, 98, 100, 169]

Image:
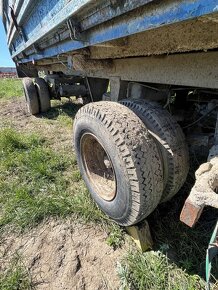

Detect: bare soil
[0, 97, 73, 152]
[0, 97, 126, 290]
[1, 220, 123, 290]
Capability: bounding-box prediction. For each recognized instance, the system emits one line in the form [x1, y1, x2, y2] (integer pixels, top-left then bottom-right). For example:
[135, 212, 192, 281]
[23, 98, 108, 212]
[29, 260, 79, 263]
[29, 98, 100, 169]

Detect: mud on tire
[73, 101, 164, 226]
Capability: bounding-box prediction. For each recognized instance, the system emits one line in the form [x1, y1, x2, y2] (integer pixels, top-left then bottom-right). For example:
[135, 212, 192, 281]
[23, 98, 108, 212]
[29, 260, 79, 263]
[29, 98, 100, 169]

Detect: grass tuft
[106, 224, 125, 249]
[118, 250, 205, 290]
[0, 254, 32, 290]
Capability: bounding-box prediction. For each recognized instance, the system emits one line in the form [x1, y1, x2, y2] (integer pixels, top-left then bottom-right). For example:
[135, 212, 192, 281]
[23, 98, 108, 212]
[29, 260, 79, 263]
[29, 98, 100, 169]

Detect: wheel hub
[80, 133, 116, 201]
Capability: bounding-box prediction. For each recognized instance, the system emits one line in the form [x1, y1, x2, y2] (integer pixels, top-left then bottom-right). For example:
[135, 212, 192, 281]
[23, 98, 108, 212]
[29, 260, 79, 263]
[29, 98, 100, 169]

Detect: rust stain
[180, 199, 204, 228]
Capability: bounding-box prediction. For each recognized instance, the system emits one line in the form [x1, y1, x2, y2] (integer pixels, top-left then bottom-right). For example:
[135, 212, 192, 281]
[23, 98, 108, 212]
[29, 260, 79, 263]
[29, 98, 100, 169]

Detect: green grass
[0, 79, 23, 100]
[118, 250, 205, 290]
[0, 254, 32, 290]
[40, 99, 82, 128]
[106, 223, 125, 249]
[0, 128, 122, 237]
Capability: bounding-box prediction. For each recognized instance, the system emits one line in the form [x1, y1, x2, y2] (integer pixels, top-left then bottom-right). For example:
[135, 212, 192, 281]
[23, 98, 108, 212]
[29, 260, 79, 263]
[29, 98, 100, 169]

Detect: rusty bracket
[180, 145, 218, 227]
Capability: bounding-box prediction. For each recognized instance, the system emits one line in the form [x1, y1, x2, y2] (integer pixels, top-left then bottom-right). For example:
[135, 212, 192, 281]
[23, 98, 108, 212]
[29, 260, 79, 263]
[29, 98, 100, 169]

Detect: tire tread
[120, 99, 189, 202]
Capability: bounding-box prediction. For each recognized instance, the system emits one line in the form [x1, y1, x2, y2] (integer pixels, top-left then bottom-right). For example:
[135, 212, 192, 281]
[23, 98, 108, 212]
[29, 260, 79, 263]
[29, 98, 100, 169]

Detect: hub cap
[80, 133, 116, 201]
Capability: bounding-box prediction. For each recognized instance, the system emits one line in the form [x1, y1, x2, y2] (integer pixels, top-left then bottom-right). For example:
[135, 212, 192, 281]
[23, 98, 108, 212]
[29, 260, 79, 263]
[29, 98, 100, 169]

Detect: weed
[106, 224, 124, 249]
[0, 79, 23, 100]
[118, 250, 205, 290]
[0, 254, 32, 290]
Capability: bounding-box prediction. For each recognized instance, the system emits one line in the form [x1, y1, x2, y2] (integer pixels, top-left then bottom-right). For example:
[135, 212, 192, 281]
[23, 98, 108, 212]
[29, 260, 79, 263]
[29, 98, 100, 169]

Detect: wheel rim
[80, 133, 116, 201]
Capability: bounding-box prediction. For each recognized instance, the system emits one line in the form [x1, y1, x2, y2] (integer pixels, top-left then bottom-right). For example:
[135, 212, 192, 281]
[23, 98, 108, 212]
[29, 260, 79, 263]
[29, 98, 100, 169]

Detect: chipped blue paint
[7, 0, 94, 46]
[2, 0, 218, 63]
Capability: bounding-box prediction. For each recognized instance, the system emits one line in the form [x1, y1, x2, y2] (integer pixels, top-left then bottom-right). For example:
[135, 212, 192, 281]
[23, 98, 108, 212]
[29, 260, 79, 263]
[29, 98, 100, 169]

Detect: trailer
[1, 0, 218, 227]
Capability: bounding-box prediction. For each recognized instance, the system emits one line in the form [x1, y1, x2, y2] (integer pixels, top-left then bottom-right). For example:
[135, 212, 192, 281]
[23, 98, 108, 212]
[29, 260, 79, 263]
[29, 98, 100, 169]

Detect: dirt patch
[1, 220, 124, 290]
[0, 97, 73, 152]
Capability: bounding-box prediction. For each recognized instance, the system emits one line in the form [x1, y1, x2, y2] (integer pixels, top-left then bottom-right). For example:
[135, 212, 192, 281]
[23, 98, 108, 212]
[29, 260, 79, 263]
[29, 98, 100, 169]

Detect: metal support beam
[68, 51, 218, 89]
[110, 77, 128, 102]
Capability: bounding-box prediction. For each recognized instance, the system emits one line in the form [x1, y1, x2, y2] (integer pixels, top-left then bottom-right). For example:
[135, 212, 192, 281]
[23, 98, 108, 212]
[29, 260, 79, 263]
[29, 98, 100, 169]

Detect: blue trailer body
[1, 0, 218, 64]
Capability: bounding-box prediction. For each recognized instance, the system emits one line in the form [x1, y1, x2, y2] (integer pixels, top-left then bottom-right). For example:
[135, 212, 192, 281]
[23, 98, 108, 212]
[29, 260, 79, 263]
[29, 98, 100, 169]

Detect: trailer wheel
[22, 77, 39, 115]
[73, 102, 164, 226]
[120, 99, 189, 202]
[34, 78, 51, 112]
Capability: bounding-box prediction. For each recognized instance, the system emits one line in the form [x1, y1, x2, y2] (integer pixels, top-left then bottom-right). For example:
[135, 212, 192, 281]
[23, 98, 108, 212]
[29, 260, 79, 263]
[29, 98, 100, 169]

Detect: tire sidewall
[74, 116, 132, 223]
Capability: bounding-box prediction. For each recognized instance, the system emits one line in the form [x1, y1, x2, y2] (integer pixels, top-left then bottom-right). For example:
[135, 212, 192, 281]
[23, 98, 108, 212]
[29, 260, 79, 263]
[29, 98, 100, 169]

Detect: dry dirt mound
[1, 220, 124, 290]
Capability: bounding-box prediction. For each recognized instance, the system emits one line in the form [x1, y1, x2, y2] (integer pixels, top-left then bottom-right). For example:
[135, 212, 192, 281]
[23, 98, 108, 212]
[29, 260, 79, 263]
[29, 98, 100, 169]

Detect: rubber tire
[34, 78, 51, 113]
[120, 99, 189, 202]
[73, 101, 164, 226]
[22, 77, 39, 115]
